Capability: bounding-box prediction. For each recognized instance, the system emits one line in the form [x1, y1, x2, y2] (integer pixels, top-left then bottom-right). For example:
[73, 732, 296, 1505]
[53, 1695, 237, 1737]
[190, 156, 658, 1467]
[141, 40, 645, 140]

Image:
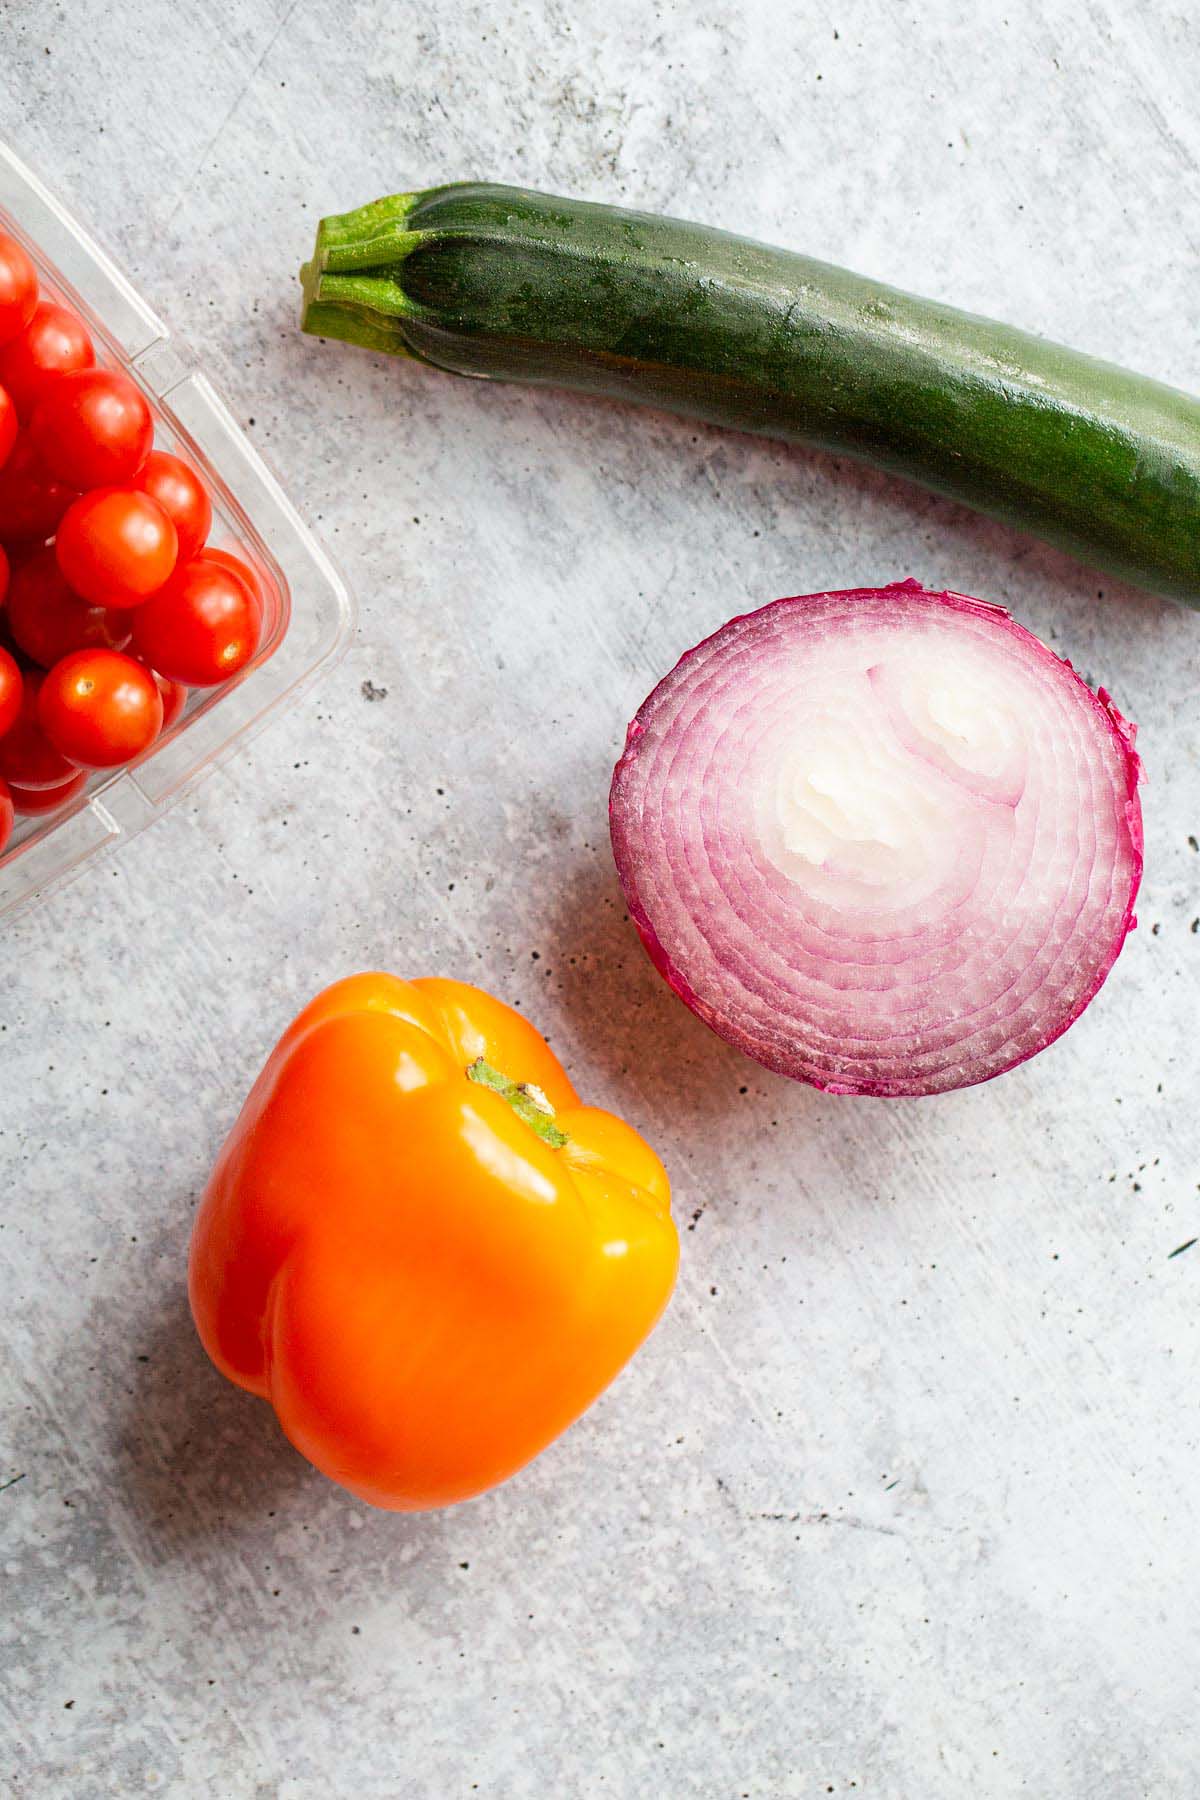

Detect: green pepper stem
[466, 1057, 569, 1149]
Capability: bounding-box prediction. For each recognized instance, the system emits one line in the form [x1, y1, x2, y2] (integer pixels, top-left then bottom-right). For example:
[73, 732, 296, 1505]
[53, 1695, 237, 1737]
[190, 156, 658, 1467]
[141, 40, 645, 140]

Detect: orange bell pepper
[189, 973, 678, 1511]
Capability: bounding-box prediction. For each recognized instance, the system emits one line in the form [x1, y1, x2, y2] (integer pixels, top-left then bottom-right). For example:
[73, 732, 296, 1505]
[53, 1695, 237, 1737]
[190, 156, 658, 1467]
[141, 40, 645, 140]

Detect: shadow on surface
[301, 331, 1181, 641]
[534, 849, 831, 1139]
[111, 1283, 319, 1550]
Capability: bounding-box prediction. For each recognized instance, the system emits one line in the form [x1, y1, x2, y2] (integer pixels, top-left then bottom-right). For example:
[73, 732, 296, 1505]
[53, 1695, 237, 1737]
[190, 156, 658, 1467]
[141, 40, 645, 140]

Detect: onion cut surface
[609, 581, 1144, 1097]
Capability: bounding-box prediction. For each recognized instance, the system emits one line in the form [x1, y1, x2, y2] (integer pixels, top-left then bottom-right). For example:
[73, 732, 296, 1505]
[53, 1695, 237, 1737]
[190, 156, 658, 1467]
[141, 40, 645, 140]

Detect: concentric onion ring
[609, 581, 1143, 1097]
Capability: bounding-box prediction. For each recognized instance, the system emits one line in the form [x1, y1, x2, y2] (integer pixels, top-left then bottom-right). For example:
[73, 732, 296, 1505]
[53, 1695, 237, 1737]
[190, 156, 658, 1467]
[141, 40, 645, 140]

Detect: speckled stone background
[1, 2, 1198, 1795]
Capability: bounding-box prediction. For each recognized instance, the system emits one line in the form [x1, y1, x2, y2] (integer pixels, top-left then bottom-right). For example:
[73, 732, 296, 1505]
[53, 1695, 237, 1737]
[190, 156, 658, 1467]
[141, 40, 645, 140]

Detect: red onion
[609, 582, 1143, 1097]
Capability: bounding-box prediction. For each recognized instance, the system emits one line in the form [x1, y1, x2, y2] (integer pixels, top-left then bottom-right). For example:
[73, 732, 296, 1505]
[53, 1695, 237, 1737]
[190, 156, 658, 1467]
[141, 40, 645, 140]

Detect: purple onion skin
[609, 581, 1144, 1098]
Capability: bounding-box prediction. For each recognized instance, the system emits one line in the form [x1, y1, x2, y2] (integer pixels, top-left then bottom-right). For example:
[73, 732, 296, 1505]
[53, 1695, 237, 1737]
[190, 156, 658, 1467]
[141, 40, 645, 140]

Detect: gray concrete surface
[2, 1, 1199, 1794]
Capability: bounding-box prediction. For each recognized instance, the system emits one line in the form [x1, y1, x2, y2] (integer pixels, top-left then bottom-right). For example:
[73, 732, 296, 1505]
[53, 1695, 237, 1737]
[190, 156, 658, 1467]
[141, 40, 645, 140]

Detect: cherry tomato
[0, 234, 38, 348]
[30, 367, 152, 488]
[135, 451, 211, 563]
[0, 670, 78, 788]
[202, 544, 277, 639]
[128, 652, 188, 732]
[6, 548, 132, 667]
[201, 547, 260, 597]
[0, 645, 21, 739]
[0, 611, 20, 668]
[152, 667, 187, 730]
[201, 544, 263, 607]
[0, 300, 94, 421]
[0, 382, 15, 470]
[0, 777, 12, 855]
[131, 558, 260, 686]
[0, 432, 78, 543]
[56, 487, 177, 607]
[7, 767, 87, 815]
[37, 649, 163, 768]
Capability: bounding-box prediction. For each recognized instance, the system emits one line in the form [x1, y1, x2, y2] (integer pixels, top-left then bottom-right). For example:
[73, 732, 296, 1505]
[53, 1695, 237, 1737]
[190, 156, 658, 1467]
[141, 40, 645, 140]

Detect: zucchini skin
[301, 184, 1200, 604]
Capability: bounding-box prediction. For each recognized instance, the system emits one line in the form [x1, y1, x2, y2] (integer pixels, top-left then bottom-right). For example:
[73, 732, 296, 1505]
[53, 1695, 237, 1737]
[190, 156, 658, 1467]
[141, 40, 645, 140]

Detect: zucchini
[300, 184, 1200, 605]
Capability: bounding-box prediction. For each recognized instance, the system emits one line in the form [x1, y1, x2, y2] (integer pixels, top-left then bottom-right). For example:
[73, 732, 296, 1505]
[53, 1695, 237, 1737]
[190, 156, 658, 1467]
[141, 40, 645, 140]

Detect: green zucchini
[300, 183, 1200, 605]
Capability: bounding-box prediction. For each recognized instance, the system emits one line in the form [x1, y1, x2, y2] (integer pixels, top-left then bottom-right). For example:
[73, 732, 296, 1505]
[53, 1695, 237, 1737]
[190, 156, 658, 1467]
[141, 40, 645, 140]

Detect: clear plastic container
[0, 140, 354, 921]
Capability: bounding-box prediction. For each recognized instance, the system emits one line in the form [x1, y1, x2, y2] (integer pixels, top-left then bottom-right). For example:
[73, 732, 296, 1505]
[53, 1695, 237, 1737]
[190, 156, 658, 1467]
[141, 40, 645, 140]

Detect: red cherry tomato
[0, 382, 16, 470]
[131, 558, 260, 686]
[30, 368, 152, 489]
[153, 667, 187, 729]
[56, 487, 177, 607]
[37, 649, 163, 768]
[0, 234, 38, 348]
[7, 767, 87, 815]
[201, 544, 263, 606]
[6, 548, 132, 667]
[0, 300, 94, 421]
[0, 670, 78, 788]
[0, 432, 78, 543]
[129, 653, 188, 731]
[0, 645, 21, 739]
[135, 451, 211, 563]
[0, 776, 12, 854]
[0, 611, 20, 668]
[201, 544, 277, 639]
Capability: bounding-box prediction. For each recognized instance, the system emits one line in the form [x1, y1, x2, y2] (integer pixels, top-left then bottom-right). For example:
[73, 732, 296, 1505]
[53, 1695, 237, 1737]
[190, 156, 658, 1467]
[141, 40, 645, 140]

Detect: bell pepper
[189, 973, 678, 1511]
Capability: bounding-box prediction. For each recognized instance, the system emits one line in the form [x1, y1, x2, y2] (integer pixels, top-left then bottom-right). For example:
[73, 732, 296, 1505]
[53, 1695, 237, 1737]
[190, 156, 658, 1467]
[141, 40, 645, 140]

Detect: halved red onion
[609, 581, 1143, 1097]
